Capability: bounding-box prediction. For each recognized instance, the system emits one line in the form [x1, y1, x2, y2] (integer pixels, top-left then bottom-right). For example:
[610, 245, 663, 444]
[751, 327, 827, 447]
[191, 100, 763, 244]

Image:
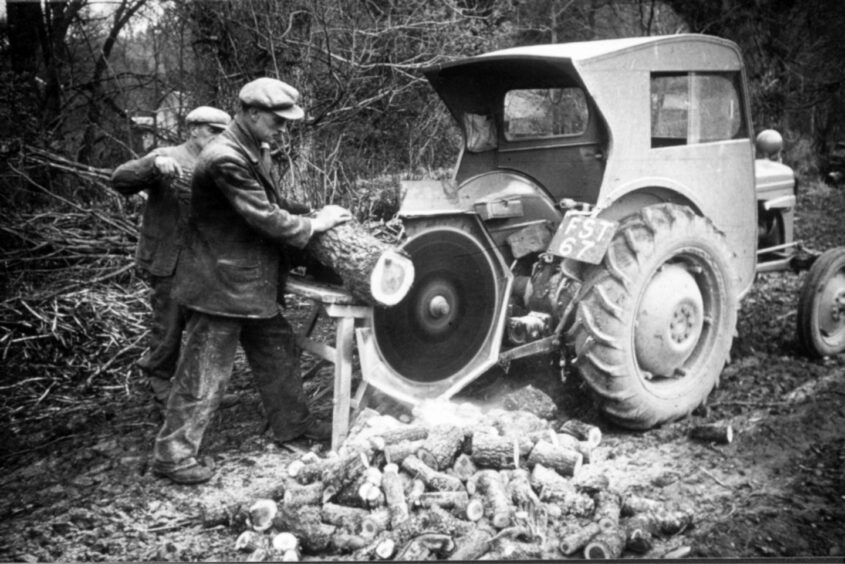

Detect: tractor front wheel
[567, 204, 739, 429]
[797, 247, 845, 358]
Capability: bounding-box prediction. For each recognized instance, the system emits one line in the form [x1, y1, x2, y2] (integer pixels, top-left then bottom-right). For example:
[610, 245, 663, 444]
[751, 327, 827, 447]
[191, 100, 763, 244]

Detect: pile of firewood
[205, 394, 694, 561]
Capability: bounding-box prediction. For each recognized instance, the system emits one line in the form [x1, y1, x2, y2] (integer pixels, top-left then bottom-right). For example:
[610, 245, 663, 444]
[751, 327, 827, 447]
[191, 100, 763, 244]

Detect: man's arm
[111, 151, 180, 196]
[210, 157, 351, 248]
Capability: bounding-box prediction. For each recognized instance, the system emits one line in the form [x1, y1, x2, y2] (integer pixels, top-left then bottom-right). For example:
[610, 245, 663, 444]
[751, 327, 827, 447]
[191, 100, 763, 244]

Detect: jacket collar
[225, 116, 263, 165]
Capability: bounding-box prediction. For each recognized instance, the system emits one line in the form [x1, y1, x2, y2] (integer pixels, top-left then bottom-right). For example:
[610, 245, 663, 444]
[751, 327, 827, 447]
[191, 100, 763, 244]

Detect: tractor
[356, 34, 845, 429]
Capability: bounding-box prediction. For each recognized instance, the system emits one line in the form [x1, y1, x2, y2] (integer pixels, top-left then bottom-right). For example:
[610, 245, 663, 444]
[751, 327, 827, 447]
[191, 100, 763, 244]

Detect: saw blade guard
[363, 215, 512, 405]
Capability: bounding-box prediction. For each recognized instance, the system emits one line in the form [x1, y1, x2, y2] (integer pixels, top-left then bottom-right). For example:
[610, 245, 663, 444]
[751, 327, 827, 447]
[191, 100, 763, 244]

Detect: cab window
[504, 87, 588, 141]
[651, 72, 746, 147]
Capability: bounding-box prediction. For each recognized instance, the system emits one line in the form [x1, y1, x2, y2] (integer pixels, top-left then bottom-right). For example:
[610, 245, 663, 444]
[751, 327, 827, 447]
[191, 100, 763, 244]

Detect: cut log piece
[407, 478, 426, 507]
[559, 522, 601, 555]
[397, 533, 455, 560]
[624, 526, 654, 554]
[402, 454, 464, 492]
[418, 491, 469, 512]
[275, 505, 336, 553]
[449, 527, 493, 560]
[623, 507, 694, 537]
[305, 219, 415, 307]
[505, 469, 541, 509]
[271, 531, 299, 553]
[592, 490, 622, 532]
[330, 533, 369, 553]
[360, 507, 392, 540]
[690, 423, 733, 444]
[461, 497, 486, 522]
[470, 432, 534, 470]
[451, 453, 478, 482]
[487, 408, 550, 437]
[197, 501, 250, 529]
[558, 419, 603, 447]
[529, 464, 593, 516]
[235, 530, 268, 552]
[494, 539, 543, 560]
[382, 463, 411, 528]
[320, 503, 369, 533]
[572, 467, 610, 495]
[501, 384, 558, 420]
[621, 494, 664, 517]
[527, 439, 583, 477]
[282, 481, 324, 508]
[416, 425, 465, 471]
[473, 469, 513, 529]
[583, 529, 626, 559]
[248, 499, 278, 532]
[369, 425, 429, 451]
[383, 439, 425, 466]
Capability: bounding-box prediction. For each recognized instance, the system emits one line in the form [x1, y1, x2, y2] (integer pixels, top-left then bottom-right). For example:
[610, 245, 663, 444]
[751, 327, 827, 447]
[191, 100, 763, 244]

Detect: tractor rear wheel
[797, 247, 845, 357]
[567, 204, 739, 429]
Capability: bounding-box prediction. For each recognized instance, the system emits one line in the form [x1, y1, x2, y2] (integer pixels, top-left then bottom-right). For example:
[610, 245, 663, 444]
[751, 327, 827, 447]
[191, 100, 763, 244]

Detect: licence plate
[549, 213, 618, 264]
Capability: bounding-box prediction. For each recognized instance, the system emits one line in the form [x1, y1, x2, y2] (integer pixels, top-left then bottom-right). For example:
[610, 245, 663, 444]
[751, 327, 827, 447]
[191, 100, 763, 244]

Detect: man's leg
[241, 314, 317, 443]
[153, 311, 240, 481]
[137, 274, 185, 407]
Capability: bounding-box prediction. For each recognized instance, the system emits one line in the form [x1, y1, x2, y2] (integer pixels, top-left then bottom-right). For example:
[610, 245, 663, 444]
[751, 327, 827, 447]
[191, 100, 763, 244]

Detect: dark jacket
[111, 143, 199, 277]
[171, 118, 314, 318]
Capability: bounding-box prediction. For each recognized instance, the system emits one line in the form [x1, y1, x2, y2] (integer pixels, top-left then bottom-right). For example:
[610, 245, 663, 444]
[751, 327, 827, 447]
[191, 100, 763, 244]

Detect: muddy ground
[1, 182, 844, 561]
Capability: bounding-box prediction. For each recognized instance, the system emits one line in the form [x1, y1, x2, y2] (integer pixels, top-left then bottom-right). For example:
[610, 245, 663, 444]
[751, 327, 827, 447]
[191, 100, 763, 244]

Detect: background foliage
[2, 0, 844, 211]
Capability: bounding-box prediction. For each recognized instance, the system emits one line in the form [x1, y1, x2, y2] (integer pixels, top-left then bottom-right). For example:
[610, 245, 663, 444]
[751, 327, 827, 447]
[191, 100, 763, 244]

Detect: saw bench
[286, 275, 371, 450]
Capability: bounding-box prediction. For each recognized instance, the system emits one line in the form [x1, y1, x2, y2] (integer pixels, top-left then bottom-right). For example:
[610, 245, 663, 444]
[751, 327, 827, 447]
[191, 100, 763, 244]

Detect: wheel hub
[635, 264, 704, 378]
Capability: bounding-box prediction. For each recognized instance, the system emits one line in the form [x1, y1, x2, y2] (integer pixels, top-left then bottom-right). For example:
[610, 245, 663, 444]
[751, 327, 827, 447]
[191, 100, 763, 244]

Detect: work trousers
[153, 310, 310, 471]
[136, 274, 186, 404]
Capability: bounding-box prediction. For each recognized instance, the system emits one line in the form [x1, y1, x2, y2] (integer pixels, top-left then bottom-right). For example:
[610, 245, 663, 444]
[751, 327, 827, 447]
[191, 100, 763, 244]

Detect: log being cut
[305, 219, 415, 306]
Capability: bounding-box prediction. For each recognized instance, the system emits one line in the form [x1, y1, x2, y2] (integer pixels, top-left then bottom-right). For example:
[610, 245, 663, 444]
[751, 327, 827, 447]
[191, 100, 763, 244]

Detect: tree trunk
[306, 219, 414, 307]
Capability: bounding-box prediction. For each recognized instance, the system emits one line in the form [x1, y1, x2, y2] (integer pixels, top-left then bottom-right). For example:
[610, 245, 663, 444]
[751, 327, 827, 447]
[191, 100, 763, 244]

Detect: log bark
[621, 494, 663, 517]
[583, 529, 626, 559]
[275, 505, 336, 553]
[382, 463, 411, 528]
[449, 527, 493, 560]
[383, 439, 425, 466]
[559, 522, 601, 555]
[505, 469, 541, 509]
[473, 469, 513, 529]
[690, 423, 733, 444]
[407, 478, 426, 507]
[320, 503, 369, 533]
[470, 432, 534, 469]
[396, 533, 455, 560]
[416, 425, 465, 471]
[305, 219, 415, 307]
[330, 533, 369, 553]
[486, 408, 550, 437]
[369, 425, 429, 449]
[282, 481, 324, 508]
[494, 539, 543, 560]
[527, 439, 583, 477]
[559, 419, 603, 447]
[402, 454, 464, 492]
[593, 490, 622, 533]
[418, 491, 469, 512]
[501, 384, 558, 420]
[572, 466, 610, 495]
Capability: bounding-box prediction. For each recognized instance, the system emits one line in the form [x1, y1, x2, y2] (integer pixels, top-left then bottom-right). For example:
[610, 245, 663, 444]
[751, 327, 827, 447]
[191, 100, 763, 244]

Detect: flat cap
[239, 77, 305, 121]
[185, 106, 231, 130]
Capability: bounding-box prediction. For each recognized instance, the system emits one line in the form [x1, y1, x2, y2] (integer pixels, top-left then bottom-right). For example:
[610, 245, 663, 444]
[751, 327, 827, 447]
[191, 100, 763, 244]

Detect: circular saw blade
[373, 227, 500, 383]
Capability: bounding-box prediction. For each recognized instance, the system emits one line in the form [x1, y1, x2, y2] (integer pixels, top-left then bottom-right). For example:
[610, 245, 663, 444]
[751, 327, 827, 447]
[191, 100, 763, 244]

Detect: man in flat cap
[152, 78, 352, 484]
[111, 106, 235, 416]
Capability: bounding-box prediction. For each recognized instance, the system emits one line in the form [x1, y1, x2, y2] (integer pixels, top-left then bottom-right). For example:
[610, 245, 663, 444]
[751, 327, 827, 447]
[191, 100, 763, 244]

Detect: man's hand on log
[311, 205, 353, 233]
[154, 155, 183, 179]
